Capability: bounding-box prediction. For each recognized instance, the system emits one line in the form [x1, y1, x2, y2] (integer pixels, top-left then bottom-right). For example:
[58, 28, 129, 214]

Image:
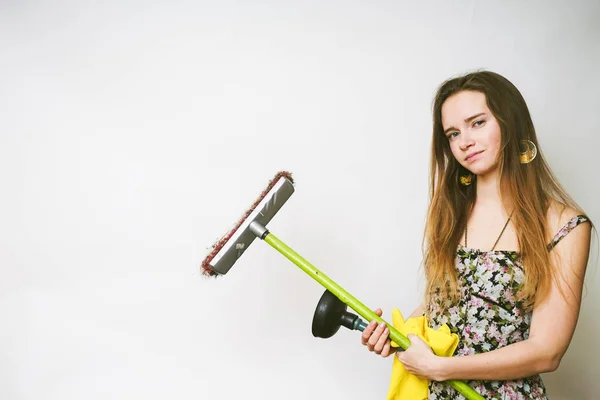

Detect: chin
[472, 166, 498, 177]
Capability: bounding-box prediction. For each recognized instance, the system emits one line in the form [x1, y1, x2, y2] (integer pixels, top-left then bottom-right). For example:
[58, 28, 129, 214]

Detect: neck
[475, 170, 504, 207]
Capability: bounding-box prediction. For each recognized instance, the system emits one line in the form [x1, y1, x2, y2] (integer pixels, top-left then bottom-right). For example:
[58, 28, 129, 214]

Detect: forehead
[441, 90, 490, 127]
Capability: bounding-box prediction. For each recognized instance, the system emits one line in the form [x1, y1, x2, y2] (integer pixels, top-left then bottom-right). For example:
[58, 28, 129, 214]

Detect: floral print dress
[426, 215, 589, 400]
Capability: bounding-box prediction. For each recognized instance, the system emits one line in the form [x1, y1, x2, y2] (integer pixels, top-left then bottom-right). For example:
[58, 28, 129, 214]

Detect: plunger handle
[257, 227, 486, 400]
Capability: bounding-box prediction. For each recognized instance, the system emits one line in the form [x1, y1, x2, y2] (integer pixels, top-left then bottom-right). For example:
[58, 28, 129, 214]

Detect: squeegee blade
[208, 176, 294, 275]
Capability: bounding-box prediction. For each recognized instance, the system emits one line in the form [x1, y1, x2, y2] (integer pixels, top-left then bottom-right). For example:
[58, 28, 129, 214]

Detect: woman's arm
[399, 217, 591, 381]
[409, 301, 426, 319]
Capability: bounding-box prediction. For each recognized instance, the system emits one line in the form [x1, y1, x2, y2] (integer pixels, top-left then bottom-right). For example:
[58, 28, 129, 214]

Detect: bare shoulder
[546, 200, 591, 239]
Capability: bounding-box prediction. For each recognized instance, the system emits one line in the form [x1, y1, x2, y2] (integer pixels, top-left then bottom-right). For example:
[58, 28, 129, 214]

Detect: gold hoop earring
[519, 140, 538, 164]
[459, 173, 473, 186]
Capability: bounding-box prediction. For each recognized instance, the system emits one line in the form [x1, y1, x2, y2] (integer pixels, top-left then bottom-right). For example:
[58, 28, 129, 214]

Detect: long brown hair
[423, 70, 590, 311]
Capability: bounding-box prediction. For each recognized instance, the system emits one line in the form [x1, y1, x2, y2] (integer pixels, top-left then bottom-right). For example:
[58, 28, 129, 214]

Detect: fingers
[361, 320, 378, 345]
[361, 308, 395, 357]
[364, 322, 391, 353]
[360, 308, 383, 345]
[369, 322, 389, 354]
[379, 339, 395, 357]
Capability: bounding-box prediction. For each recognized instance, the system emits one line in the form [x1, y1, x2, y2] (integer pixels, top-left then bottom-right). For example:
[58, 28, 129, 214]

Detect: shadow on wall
[543, 283, 599, 400]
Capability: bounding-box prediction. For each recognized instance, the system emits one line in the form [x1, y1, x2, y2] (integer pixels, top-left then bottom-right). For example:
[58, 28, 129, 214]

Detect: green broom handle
[261, 230, 485, 400]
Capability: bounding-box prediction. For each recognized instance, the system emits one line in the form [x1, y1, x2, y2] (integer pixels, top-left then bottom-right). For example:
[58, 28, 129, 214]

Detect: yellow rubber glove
[386, 308, 460, 400]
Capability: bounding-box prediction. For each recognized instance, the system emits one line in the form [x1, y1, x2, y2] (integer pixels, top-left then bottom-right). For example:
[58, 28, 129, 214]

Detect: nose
[458, 132, 475, 151]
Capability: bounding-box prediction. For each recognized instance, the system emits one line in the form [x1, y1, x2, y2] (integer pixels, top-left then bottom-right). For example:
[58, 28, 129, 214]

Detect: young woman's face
[441, 90, 503, 177]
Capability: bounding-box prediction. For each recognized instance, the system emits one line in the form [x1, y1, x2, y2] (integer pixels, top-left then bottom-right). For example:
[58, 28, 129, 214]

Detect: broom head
[201, 171, 295, 277]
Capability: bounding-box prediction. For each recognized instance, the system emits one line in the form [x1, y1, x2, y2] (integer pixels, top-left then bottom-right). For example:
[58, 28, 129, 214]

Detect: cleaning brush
[200, 171, 485, 400]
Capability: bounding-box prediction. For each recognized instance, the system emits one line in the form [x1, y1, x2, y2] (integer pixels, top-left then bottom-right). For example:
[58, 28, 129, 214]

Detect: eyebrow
[443, 112, 487, 135]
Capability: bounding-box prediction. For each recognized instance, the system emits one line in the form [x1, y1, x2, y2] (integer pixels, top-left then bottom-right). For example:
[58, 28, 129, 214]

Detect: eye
[473, 119, 486, 127]
[446, 131, 460, 140]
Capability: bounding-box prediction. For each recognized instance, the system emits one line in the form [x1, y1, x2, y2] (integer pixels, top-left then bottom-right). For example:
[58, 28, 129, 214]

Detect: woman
[361, 70, 593, 399]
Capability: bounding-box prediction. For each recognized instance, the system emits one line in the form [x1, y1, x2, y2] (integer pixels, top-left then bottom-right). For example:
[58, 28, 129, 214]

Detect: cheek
[487, 122, 503, 148]
[449, 142, 464, 162]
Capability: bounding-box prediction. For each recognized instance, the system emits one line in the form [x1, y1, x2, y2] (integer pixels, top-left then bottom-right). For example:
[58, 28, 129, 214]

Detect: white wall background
[1, 1, 599, 399]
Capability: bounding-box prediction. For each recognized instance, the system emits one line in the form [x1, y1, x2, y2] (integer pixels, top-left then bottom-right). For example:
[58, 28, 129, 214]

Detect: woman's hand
[360, 308, 396, 358]
[397, 334, 446, 381]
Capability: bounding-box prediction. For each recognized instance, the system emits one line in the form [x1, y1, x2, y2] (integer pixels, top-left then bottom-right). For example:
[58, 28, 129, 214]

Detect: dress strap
[464, 212, 513, 251]
[547, 215, 590, 251]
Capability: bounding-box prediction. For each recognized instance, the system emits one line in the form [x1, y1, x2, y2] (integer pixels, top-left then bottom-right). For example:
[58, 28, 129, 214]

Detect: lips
[466, 150, 483, 161]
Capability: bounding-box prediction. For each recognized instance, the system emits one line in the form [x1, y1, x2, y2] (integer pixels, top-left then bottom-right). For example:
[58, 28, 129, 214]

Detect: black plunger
[311, 289, 368, 338]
